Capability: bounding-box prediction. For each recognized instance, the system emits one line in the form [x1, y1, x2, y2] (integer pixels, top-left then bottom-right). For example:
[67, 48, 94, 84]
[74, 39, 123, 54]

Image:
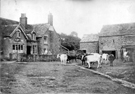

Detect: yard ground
[96, 59, 135, 84]
[0, 61, 135, 94]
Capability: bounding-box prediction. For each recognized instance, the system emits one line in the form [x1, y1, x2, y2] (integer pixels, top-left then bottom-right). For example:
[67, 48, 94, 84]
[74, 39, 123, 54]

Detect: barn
[80, 34, 99, 54]
[99, 23, 135, 62]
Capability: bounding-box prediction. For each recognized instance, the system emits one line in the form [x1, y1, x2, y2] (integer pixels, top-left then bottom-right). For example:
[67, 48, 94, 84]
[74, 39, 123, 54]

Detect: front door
[27, 46, 31, 55]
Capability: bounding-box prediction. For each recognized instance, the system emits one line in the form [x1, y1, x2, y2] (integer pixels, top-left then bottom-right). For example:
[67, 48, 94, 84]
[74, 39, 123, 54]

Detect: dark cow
[67, 55, 77, 63]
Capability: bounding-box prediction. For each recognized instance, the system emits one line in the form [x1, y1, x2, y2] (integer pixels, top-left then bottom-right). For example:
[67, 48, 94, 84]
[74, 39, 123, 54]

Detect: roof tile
[81, 34, 99, 42]
[99, 23, 135, 36]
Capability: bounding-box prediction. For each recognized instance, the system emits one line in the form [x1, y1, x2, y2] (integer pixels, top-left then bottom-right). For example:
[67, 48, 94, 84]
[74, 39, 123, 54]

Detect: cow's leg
[97, 60, 101, 68]
[82, 60, 85, 65]
[87, 61, 91, 68]
[62, 59, 65, 64]
[64, 58, 67, 64]
[62, 59, 63, 64]
[82, 60, 83, 65]
[123, 57, 127, 63]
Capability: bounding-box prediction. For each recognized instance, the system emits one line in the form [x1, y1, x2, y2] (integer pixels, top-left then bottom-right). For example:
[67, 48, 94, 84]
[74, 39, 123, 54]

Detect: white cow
[123, 51, 130, 62]
[85, 53, 102, 68]
[57, 54, 68, 64]
[101, 53, 109, 64]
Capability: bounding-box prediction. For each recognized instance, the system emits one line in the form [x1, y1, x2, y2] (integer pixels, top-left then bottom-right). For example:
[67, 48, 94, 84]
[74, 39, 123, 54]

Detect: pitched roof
[0, 17, 19, 36]
[1, 25, 18, 36]
[24, 24, 34, 34]
[0, 17, 56, 38]
[80, 34, 99, 42]
[32, 23, 51, 37]
[0, 17, 19, 25]
[99, 22, 135, 36]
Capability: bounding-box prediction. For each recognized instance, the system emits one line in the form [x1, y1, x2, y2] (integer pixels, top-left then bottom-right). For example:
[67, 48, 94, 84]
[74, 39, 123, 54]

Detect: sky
[1, 0, 135, 38]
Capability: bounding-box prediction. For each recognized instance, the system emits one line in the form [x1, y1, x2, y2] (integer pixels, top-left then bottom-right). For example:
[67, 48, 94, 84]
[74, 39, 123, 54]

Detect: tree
[60, 33, 81, 51]
[70, 31, 78, 37]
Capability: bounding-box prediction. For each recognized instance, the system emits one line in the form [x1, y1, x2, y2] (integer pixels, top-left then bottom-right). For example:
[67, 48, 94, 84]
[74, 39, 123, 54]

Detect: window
[44, 36, 47, 41]
[17, 31, 21, 38]
[33, 45, 37, 54]
[18, 45, 21, 50]
[16, 45, 18, 50]
[21, 45, 23, 50]
[12, 44, 23, 51]
[44, 36, 48, 44]
[13, 45, 15, 50]
[44, 48, 48, 54]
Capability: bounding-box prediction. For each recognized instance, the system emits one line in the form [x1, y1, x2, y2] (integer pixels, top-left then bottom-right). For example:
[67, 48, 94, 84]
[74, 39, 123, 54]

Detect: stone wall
[80, 42, 99, 54]
[99, 35, 135, 60]
[40, 30, 60, 55]
[3, 27, 27, 59]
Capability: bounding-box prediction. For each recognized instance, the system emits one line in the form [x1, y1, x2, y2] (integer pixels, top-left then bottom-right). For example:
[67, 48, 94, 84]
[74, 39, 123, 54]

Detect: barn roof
[99, 22, 135, 37]
[80, 34, 99, 42]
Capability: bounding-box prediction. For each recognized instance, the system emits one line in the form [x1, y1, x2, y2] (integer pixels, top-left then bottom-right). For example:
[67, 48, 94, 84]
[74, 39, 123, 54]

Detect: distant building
[99, 23, 135, 61]
[80, 34, 99, 54]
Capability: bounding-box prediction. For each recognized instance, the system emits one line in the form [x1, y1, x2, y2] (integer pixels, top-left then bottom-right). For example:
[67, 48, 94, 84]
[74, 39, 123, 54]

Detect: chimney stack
[20, 13, 27, 29]
[48, 13, 53, 26]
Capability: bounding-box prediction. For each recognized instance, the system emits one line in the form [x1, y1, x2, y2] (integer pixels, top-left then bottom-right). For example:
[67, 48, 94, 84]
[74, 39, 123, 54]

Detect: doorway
[102, 50, 116, 58]
[27, 46, 31, 55]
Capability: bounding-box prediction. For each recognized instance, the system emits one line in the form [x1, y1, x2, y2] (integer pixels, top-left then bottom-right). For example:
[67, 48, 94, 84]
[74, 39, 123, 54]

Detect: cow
[81, 53, 93, 65]
[123, 51, 130, 63]
[57, 54, 68, 64]
[101, 53, 109, 64]
[82, 53, 102, 68]
[108, 54, 115, 66]
[67, 55, 77, 63]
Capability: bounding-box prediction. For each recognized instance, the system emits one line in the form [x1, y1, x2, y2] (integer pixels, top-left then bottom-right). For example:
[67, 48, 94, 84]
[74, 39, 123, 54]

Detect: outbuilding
[99, 23, 135, 62]
[80, 34, 99, 54]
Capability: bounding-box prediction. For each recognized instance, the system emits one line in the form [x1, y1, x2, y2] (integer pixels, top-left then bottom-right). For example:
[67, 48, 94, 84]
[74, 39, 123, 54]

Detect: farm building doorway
[121, 45, 135, 62]
[102, 50, 116, 58]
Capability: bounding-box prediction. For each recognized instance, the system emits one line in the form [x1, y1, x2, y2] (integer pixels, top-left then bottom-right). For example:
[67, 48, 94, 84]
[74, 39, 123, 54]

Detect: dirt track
[0, 61, 135, 94]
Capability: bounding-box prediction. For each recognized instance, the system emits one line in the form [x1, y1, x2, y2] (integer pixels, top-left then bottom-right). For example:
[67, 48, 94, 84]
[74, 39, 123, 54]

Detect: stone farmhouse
[80, 34, 99, 54]
[99, 23, 135, 62]
[0, 13, 60, 60]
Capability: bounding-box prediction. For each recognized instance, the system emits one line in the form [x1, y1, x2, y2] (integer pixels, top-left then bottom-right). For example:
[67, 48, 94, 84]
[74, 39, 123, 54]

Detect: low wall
[21, 54, 59, 62]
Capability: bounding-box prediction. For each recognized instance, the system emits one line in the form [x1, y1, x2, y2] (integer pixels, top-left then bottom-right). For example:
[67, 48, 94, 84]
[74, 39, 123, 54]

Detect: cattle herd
[57, 52, 116, 69]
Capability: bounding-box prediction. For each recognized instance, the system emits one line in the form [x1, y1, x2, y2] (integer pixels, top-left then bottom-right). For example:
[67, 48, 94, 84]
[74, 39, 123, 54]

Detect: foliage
[60, 33, 81, 51]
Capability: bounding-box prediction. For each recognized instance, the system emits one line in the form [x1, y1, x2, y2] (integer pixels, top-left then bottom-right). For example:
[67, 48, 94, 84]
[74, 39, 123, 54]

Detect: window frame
[17, 31, 21, 38]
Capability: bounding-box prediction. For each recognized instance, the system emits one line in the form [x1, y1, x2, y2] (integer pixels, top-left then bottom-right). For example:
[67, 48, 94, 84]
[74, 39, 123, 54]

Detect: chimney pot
[48, 13, 53, 26]
[21, 13, 26, 17]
